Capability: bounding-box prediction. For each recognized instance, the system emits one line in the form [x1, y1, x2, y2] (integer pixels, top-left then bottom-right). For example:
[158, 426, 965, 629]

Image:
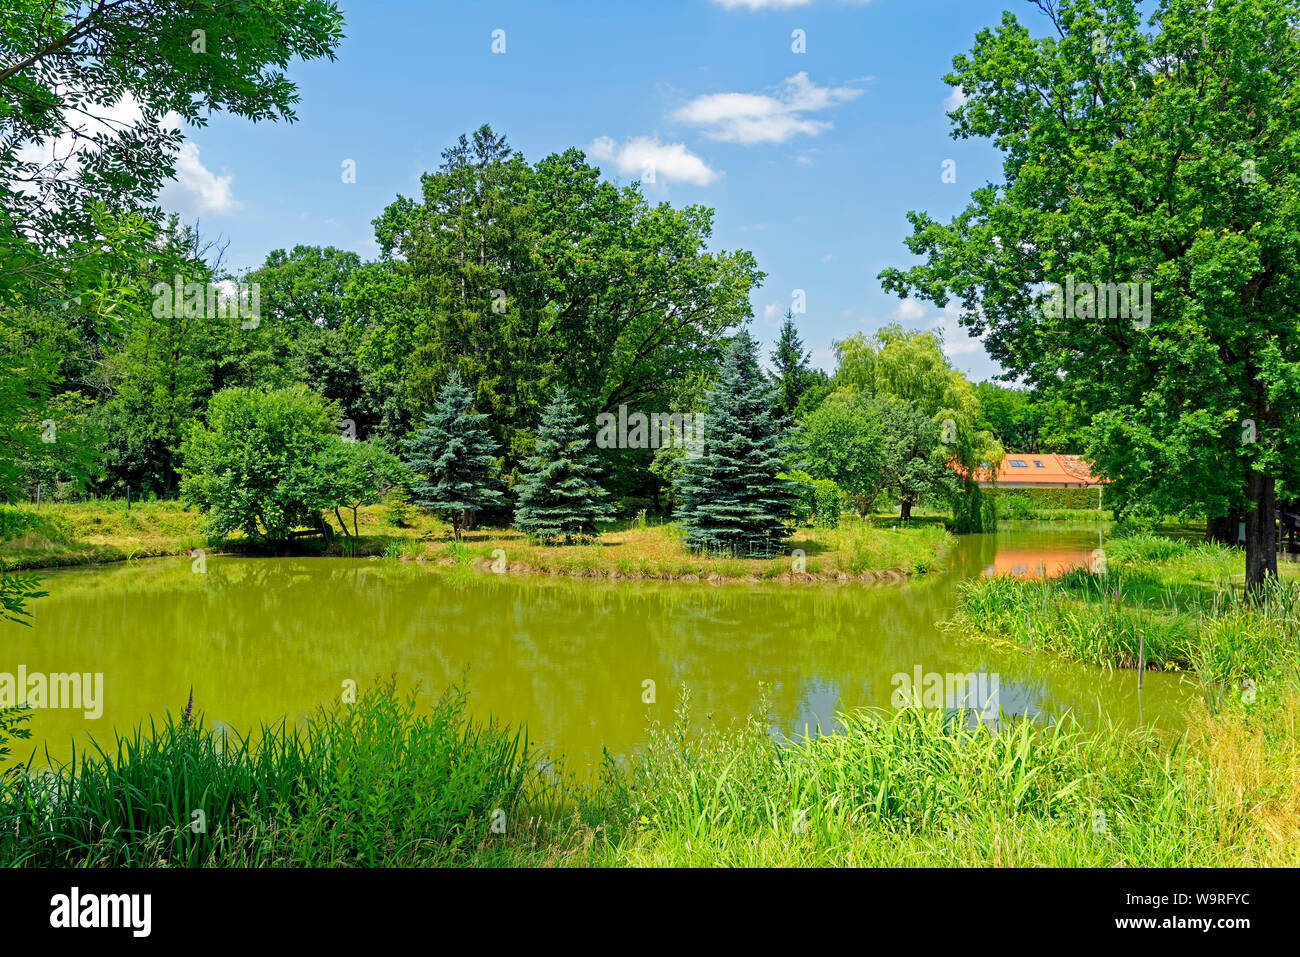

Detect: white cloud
[589, 135, 719, 186]
[673, 72, 864, 145]
[762, 300, 785, 324]
[159, 140, 237, 217]
[943, 86, 969, 111]
[930, 303, 984, 357]
[15, 94, 236, 218]
[892, 297, 928, 322]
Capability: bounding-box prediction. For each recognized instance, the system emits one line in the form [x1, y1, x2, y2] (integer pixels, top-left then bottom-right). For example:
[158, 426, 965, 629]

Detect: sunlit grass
[3, 502, 954, 583]
[2, 668, 1295, 867]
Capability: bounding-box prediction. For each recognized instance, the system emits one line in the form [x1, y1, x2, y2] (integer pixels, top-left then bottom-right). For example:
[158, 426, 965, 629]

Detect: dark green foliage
[513, 387, 614, 543]
[179, 385, 338, 544]
[771, 311, 813, 420]
[403, 375, 504, 539]
[872, 395, 959, 523]
[0, 572, 47, 626]
[791, 368, 834, 422]
[799, 390, 887, 513]
[315, 438, 407, 537]
[974, 382, 1089, 454]
[1, 0, 345, 277]
[812, 479, 843, 529]
[950, 479, 997, 534]
[990, 487, 1104, 512]
[363, 125, 763, 472]
[383, 488, 414, 528]
[783, 470, 843, 529]
[673, 332, 802, 555]
[0, 707, 32, 772]
[880, 0, 1300, 588]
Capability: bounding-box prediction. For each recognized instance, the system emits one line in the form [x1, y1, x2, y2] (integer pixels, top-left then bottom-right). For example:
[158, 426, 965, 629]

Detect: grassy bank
[0, 501, 208, 569]
[2, 675, 1294, 867]
[0, 683, 534, 866]
[584, 687, 1295, 866]
[6, 528, 1293, 867]
[0, 502, 953, 584]
[949, 533, 1300, 691]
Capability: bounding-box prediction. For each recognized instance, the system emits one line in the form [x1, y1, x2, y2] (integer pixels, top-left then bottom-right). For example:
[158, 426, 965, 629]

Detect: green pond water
[2, 526, 1194, 773]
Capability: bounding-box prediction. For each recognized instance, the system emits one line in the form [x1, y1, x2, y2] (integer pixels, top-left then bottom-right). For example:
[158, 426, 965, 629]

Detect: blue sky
[164, 0, 1025, 381]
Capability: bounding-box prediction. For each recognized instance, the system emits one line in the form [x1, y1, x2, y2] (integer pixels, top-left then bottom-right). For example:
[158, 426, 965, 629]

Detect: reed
[0, 681, 535, 866]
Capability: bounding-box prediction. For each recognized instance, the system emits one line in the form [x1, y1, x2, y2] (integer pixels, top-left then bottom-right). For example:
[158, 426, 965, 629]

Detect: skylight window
[1034, 460, 1045, 468]
[1009, 459, 1028, 467]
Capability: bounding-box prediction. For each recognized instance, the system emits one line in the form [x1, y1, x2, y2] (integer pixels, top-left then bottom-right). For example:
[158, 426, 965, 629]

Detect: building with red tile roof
[968, 452, 1104, 489]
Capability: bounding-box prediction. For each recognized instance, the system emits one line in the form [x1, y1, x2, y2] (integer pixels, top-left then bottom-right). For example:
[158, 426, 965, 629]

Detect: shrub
[179, 386, 337, 544]
[811, 479, 841, 529]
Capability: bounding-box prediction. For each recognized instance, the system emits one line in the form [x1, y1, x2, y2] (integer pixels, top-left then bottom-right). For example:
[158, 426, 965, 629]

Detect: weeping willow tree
[834, 323, 1002, 531]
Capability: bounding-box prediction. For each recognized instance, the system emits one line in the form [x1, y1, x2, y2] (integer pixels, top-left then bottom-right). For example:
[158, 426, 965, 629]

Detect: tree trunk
[461, 507, 477, 531]
[1244, 471, 1277, 597]
[1206, 509, 1242, 546]
[900, 497, 913, 523]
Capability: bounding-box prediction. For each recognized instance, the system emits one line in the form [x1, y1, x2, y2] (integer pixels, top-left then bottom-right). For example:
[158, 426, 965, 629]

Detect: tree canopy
[360, 126, 763, 465]
[880, 0, 1300, 589]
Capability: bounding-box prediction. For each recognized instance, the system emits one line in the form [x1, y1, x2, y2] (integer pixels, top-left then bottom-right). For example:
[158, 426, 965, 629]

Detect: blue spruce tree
[673, 331, 802, 555]
[512, 387, 614, 543]
[402, 374, 503, 540]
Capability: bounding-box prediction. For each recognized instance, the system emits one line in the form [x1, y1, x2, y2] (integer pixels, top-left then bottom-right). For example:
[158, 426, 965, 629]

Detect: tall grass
[581, 688, 1272, 867]
[0, 682, 535, 866]
[2, 674, 1294, 867]
[951, 539, 1300, 690]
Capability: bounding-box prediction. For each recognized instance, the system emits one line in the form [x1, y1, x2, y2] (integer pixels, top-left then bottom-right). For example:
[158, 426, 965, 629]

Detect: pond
[2, 525, 1194, 774]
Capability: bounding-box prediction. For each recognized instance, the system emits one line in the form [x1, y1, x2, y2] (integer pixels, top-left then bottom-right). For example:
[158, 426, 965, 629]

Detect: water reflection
[3, 526, 1193, 774]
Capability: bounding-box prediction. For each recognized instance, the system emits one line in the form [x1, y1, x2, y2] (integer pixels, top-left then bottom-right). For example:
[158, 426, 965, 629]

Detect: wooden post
[126, 485, 131, 511]
[35, 483, 41, 508]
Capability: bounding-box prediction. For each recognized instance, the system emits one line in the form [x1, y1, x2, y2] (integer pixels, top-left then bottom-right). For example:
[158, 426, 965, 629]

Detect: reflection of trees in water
[21, 548, 1193, 771]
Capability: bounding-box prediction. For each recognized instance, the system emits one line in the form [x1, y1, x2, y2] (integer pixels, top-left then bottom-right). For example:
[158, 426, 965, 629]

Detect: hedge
[988, 486, 1105, 510]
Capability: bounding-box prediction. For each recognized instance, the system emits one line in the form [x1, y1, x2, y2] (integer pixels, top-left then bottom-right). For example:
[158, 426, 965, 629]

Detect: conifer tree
[771, 310, 812, 420]
[402, 374, 503, 539]
[673, 331, 802, 555]
[513, 387, 614, 543]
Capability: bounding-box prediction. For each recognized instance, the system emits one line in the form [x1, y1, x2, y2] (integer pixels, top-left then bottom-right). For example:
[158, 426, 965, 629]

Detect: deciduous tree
[880, 0, 1300, 592]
